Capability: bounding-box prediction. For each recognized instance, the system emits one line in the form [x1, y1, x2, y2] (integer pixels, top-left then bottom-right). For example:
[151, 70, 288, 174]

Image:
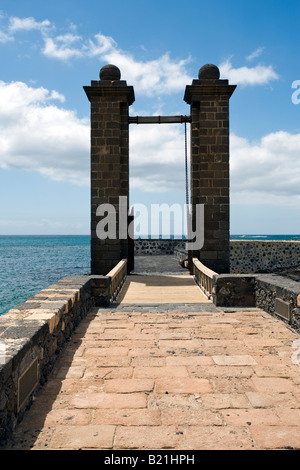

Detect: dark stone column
[84, 65, 135, 274]
[184, 64, 236, 273]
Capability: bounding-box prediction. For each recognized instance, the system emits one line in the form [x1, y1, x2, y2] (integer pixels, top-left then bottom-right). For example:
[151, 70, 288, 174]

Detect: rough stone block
[214, 274, 256, 307]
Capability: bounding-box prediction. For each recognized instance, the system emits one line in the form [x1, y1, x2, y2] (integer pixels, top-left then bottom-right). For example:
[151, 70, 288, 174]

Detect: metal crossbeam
[129, 115, 191, 124]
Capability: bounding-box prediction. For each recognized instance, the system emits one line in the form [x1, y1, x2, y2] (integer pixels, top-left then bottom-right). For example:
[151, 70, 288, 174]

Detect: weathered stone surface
[3, 304, 300, 450]
[184, 67, 236, 273]
[84, 66, 134, 275]
[0, 275, 100, 443]
[214, 274, 256, 307]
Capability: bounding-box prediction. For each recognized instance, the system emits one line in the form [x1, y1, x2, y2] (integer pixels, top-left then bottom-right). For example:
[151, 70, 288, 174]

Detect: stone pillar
[184, 64, 236, 273]
[84, 65, 135, 274]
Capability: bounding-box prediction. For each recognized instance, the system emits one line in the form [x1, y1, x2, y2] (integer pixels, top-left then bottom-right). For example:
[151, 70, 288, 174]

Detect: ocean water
[0, 234, 299, 316]
[0, 236, 90, 316]
[230, 235, 300, 241]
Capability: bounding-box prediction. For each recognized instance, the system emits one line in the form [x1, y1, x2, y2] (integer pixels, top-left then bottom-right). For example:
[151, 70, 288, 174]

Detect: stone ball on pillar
[99, 64, 121, 81]
[198, 64, 220, 80]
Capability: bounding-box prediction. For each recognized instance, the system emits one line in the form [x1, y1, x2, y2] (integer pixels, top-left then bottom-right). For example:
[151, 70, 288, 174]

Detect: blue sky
[0, 0, 299, 235]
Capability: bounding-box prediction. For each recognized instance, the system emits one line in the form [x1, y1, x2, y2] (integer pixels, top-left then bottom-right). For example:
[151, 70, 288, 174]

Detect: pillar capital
[83, 64, 135, 105]
[184, 64, 236, 104]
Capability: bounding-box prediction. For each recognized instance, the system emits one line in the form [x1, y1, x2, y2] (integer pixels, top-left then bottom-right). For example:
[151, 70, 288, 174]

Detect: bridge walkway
[3, 256, 300, 450]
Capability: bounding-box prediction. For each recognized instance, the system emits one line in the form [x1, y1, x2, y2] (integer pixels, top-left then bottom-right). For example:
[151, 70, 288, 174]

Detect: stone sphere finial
[99, 64, 121, 81]
[198, 64, 220, 80]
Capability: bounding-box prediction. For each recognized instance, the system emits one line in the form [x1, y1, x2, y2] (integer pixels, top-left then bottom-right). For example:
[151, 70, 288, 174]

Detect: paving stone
[184, 425, 256, 450]
[251, 377, 295, 393]
[166, 355, 214, 366]
[70, 392, 148, 409]
[161, 409, 223, 426]
[200, 393, 251, 409]
[212, 355, 257, 366]
[92, 409, 161, 426]
[221, 408, 280, 426]
[85, 356, 131, 367]
[249, 425, 300, 450]
[32, 409, 93, 427]
[253, 364, 300, 377]
[84, 346, 129, 357]
[189, 365, 254, 378]
[147, 393, 204, 410]
[54, 366, 86, 379]
[210, 377, 256, 394]
[245, 392, 300, 409]
[114, 425, 185, 449]
[155, 377, 212, 394]
[84, 366, 133, 379]
[49, 425, 115, 449]
[104, 378, 154, 393]
[275, 408, 300, 425]
[3, 300, 300, 450]
[130, 356, 166, 367]
[133, 366, 189, 378]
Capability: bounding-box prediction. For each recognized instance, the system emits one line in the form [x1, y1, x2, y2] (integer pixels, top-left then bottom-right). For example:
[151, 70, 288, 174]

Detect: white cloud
[2, 14, 190, 97]
[43, 30, 192, 95]
[86, 32, 118, 57]
[43, 34, 84, 60]
[246, 47, 265, 61]
[0, 81, 89, 186]
[129, 124, 188, 192]
[230, 132, 300, 205]
[1, 80, 299, 205]
[219, 58, 279, 86]
[0, 80, 189, 192]
[48, 90, 66, 103]
[130, 126, 300, 202]
[1, 14, 280, 94]
[0, 30, 13, 43]
[0, 14, 52, 43]
[0, 14, 296, 205]
[8, 16, 51, 33]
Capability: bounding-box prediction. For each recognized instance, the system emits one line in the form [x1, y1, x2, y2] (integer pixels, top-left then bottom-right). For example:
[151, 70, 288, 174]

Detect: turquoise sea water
[0, 235, 90, 316]
[0, 234, 299, 316]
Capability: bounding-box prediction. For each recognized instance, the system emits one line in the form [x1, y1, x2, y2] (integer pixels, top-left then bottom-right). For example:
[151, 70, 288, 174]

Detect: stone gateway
[84, 64, 236, 274]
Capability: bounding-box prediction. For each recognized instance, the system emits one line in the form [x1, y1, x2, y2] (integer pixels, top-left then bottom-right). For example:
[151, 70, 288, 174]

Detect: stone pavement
[2, 257, 300, 450]
[117, 274, 210, 304]
[3, 297, 300, 450]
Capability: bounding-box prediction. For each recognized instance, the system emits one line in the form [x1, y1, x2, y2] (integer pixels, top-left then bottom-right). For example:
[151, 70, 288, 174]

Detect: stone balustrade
[193, 258, 217, 300]
[0, 260, 128, 443]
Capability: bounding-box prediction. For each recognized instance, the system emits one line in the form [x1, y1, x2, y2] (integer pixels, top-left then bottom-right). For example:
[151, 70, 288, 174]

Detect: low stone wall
[213, 274, 256, 308]
[135, 239, 300, 274]
[134, 239, 186, 256]
[107, 259, 127, 302]
[0, 261, 127, 443]
[230, 240, 300, 273]
[255, 274, 300, 331]
[0, 275, 94, 443]
[193, 258, 217, 300]
[211, 272, 300, 331]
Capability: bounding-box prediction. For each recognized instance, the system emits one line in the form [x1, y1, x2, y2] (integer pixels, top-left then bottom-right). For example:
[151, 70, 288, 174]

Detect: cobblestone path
[4, 287, 300, 450]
